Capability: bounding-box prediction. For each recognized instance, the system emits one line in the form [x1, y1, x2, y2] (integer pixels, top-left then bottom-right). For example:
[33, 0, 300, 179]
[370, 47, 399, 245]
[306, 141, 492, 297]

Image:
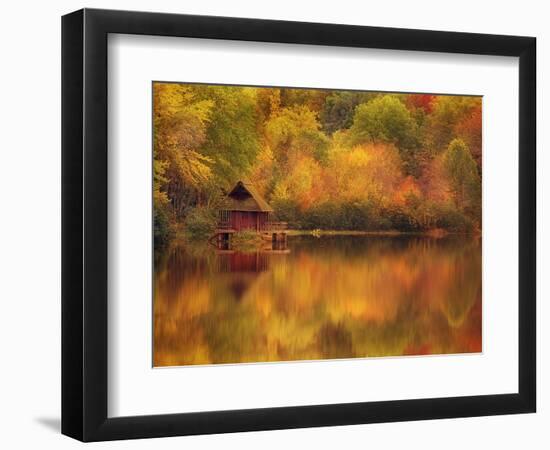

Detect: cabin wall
[229, 211, 269, 231]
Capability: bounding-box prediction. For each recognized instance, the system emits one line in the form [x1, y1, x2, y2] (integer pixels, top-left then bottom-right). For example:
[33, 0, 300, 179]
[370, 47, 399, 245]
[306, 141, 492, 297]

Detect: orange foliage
[393, 176, 422, 206]
[454, 103, 482, 169]
[420, 156, 452, 203]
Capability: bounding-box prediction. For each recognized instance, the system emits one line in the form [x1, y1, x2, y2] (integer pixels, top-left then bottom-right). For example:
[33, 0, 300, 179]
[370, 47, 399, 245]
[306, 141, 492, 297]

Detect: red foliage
[393, 176, 422, 206]
[454, 104, 482, 169]
[406, 94, 436, 114]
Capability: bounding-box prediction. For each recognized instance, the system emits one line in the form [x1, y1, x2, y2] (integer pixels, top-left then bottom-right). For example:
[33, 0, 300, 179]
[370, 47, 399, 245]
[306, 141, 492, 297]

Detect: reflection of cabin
[212, 180, 287, 249]
[218, 252, 270, 301]
[218, 252, 270, 273]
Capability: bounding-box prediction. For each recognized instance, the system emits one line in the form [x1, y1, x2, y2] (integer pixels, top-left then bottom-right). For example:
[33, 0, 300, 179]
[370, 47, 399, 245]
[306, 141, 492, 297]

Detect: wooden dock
[210, 221, 288, 249]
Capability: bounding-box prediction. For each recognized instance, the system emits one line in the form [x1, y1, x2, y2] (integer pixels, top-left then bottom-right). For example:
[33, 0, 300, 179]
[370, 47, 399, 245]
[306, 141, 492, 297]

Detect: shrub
[185, 207, 217, 239]
[384, 206, 419, 232]
[301, 202, 341, 229]
[232, 230, 265, 251]
[271, 198, 301, 228]
[434, 204, 474, 232]
[153, 207, 173, 248]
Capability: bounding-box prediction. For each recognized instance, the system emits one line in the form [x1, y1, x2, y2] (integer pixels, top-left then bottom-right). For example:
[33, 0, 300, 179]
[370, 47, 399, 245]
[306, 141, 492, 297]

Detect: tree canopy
[153, 83, 482, 243]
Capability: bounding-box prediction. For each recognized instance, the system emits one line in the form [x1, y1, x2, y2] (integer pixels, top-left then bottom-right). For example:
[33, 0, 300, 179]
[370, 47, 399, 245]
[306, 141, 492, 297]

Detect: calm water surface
[153, 235, 481, 366]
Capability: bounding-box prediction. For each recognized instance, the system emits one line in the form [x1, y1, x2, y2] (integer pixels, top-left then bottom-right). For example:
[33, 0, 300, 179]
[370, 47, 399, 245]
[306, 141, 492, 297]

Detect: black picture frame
[62, 8, 536, 442]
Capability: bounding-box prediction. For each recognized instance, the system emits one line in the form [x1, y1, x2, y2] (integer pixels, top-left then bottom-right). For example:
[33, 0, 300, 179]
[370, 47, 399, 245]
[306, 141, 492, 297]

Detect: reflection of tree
[318, 322, 354, 359]
[154, 236, 482, 366]
[439, 250, 481, 327]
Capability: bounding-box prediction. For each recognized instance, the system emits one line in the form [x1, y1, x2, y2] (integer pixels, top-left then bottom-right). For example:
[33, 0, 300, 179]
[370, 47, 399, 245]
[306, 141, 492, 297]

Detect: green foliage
[443, 139, 481, 218]
[425, 96, 480, 154]
[278, 200, 394, 231]
[348, 95, 421, 175]
[320, 91, 376, 134]
[184, 207, 217, 239]
[290, 198, 474, 233]
[154, 206, 173, 248]
[194, 86, 260, 186]
[349, 96, 418, 148]
[435, 204, 475, 233]
[271, 197, 300, 227]
[231, 230, 265, 251]
[265, 105, 330, 165]
[321, 92, 356, 134]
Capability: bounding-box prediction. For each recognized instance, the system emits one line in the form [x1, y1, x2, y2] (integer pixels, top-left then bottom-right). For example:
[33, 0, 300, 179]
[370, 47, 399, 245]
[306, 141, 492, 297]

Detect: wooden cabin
[213, 180, 287, 249]
[219, 181, 274, 232]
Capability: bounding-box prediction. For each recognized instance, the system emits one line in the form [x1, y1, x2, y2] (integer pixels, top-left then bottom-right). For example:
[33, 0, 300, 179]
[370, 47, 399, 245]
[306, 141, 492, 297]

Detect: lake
[153, 235, 481, 367]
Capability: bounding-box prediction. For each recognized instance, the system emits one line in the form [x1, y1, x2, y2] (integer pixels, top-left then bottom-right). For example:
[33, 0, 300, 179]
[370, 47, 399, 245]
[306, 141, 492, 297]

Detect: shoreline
[158, 228, 480, 254]
[174, 228, 479, 243]
[285, 229, 477, 238]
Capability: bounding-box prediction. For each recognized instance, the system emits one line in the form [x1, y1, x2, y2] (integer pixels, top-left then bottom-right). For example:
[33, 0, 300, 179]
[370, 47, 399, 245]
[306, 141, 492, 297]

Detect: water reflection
[153, 235, 481, 367]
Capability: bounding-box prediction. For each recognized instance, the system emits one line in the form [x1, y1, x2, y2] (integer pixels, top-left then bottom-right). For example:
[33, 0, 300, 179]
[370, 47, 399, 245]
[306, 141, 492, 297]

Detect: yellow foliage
[327, 143, 402, 203]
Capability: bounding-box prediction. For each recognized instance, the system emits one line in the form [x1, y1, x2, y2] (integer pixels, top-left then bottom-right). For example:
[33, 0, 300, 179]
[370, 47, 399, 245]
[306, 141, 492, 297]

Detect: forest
[153, 82, 482, 246]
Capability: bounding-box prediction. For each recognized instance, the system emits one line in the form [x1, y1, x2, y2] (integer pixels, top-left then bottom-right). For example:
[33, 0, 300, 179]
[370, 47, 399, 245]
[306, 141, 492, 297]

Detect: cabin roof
[223, 180, 274, 212]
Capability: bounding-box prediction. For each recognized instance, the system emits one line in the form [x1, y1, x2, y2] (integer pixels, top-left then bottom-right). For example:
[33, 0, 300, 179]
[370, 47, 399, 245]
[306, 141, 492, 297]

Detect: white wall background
[0, 0, 546, 448]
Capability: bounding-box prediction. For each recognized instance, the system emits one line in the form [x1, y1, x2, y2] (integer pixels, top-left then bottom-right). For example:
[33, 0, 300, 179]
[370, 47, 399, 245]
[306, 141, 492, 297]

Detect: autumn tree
[425, 96, 481, 156]
[454, 102, 482, 172]
[192, 85, 261, 187]
[327, 143, 402, 205]
[348, 95, 421, 175]
[256, 88, 281, 123]
[405, 94, 435, 114]
[265, 105, 330, 167]
[320, 91, 375, 135]
[279, 88, 329, 112]
[443, 139, 481, 218]
[153, 83, 483, 238]
[271, 154, 325, 216]
[153, 83, 214, 219]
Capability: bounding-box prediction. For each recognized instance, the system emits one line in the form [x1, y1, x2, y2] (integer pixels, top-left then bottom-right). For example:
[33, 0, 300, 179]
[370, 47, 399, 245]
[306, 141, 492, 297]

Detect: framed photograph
[62, 8, 536, 441]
